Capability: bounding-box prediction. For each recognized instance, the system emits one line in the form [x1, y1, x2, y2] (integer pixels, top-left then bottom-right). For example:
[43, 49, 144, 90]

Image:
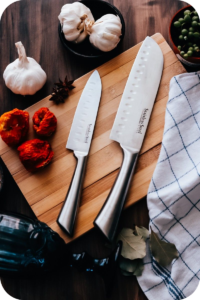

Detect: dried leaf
[133, 259, 144, 276]
[150, 228, 179, 268]
[117, 228, 146, 260]
[135, 226, 150, 241]
[119, 256, 136, 273]
[120, 269, 133, 276]
[119, 256, 144, 277]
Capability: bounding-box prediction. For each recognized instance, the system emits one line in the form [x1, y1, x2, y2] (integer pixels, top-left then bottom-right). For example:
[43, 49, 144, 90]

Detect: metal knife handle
[57, 151, 88, 236]
[94, 145, 139, 242]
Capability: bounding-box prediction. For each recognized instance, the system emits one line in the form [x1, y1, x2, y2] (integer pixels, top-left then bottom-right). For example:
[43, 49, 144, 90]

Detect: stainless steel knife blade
[57, 70, 102, 236]
[66, 70, 102, 154]
[94, 37, 164, 241]
[110, 36, 163, 150]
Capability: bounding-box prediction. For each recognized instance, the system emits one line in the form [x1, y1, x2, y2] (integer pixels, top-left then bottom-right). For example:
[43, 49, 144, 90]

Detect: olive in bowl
[58, 0, 125, 59]
[169, 5, 200, 64]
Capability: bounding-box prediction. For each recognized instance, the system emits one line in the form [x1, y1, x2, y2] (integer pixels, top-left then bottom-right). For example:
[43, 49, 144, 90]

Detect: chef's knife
[94, 37, 163, 242]
[57, 70, 102, 236]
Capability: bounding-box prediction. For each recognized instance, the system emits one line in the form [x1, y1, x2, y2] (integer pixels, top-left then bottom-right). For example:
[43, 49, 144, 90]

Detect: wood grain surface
[0, 33, 186, 244]
[0, 0, 188, 299]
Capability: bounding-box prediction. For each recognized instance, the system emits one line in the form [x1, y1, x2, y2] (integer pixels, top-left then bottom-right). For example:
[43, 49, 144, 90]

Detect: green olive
[174, 21, 181, 28]
[181, 29, 188, 35]
[193, 11, 198, 16]
[179, 18, 185, 24]
[193, 44, 197, 47]
[184, 10, 191, 15]
[192, 16, 199, 22]
[179, 35, 184, 40]
[184, 14, 191, 23]
[180, 51, 185, 55]
[187, 51, 193, 57]
[192, 21, 198, 27]
[188, 32, 194, 38]
[177, 45, 182, 50]
[184, 36, 188, 41]
[193, 32, 200, 38]
[183, 54, 189, 59]
[189, 27, 194, 32]
[188, 42, 193, 46]
[189, 47, 194, 51]
[194, 46, 200, 51]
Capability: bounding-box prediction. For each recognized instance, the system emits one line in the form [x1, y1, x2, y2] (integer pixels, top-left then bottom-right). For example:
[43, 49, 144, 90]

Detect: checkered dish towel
[137, 71, 200, 300]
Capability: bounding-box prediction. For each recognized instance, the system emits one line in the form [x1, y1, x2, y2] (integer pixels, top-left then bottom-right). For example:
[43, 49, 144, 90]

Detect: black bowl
[58, 0, 125, 59]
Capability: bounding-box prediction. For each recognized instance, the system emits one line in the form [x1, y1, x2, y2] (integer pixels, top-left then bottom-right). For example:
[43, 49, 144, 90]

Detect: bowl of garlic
[58, 0, 125, 58]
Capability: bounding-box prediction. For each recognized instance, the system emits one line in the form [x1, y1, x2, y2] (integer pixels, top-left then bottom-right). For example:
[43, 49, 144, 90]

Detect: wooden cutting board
[0, 33, 186, 243]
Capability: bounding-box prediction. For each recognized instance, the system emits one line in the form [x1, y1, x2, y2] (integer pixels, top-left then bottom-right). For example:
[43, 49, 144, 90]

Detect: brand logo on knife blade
[137, 108, 149, 134]
[85, 124, 93, 143]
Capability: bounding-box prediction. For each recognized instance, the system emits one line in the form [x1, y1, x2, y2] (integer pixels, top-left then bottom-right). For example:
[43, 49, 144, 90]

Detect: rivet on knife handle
[57, 151, 88, 236]
[94, 146, 139, 242]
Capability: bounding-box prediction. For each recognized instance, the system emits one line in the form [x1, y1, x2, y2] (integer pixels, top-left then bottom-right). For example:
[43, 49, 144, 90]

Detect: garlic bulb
[58, 2, 94, 44]
[3, 42, 47, 96]
[89, 14, 122, 52]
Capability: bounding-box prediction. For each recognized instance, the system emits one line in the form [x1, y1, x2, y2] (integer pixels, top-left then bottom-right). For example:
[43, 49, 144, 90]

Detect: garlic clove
[58, 2, 94, 44]
[89, 14, 122, 52]
[75, 30, 88, 44]
[62, 22, 81, 42]
[3, 42, 47, 96]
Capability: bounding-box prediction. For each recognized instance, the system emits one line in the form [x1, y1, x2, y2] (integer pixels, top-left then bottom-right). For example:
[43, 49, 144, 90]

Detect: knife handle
[94, 145, 139, 242]
[57, 151, 88, 236]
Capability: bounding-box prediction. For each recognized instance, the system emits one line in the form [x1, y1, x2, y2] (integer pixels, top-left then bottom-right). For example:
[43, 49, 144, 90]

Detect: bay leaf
[119, 256, 144, 277]
[117, 228, 146, 260]
[150, 228, 179, 268]
[120, 269, 133, 276]
[119, 256, 137, 273]
[133, 259, 144, 276]
[135, 226, 149, 241]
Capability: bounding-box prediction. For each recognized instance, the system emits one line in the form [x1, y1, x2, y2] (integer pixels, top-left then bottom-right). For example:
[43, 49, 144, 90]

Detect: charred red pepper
[17, 139, 54, 172]
[0, 108, 29, 147]
[32, 107, 57, 137]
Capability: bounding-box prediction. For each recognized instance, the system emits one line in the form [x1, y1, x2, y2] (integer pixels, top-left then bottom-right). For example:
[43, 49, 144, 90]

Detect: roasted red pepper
[0, 109, 29, 147]
[32, 107, 57, 137]
[17, 139, 54, 172]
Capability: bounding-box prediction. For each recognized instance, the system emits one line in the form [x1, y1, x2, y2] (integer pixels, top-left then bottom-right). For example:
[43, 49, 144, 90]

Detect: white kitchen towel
[137, 71, 200, 300]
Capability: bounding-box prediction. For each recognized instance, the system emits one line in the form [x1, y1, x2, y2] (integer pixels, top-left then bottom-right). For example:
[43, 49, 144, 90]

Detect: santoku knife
[57, 70, 102, 236]
[94, 37, 164, 242]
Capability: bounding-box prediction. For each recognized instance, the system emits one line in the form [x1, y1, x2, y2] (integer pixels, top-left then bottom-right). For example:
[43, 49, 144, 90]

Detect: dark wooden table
[0, 0, 187, 299]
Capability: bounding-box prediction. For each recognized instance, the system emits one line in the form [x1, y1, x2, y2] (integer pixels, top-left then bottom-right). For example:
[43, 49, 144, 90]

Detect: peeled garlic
[3, 42, 47, 96]
[89, 14, 122, 52]
[58, 2, 94, 43]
